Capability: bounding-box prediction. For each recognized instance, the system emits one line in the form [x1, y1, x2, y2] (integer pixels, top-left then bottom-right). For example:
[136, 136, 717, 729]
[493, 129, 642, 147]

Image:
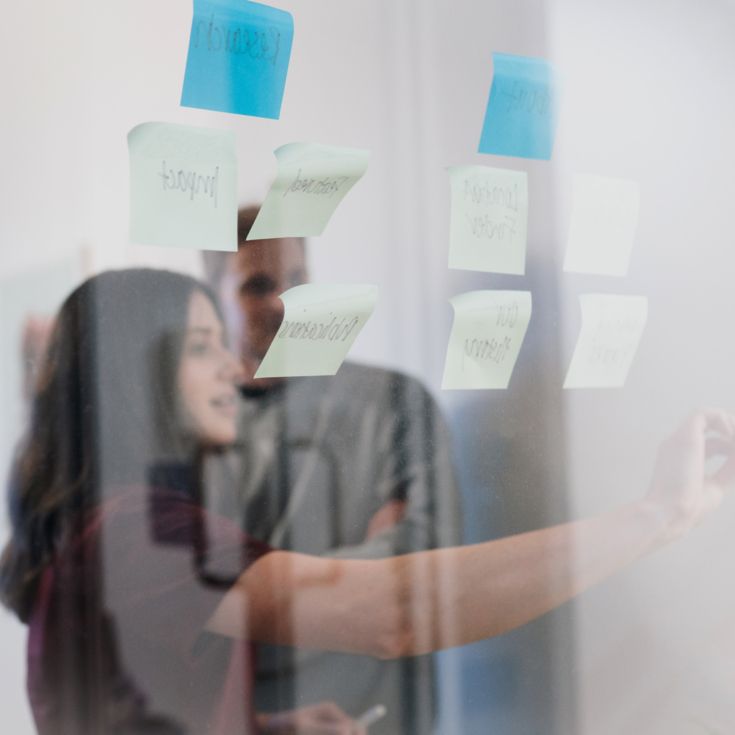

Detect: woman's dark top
[26, 483, 271, 734]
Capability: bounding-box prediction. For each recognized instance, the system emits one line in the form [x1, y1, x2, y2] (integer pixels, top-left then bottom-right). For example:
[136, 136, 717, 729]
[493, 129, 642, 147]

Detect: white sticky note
[255, 284, 378, 378]
[564, 174, 641, 276]
[248, 142, 370, 240]
[128, 122, 237, 251]
[448, 165, 528, 275]
[564, 294, 648, 389]
[442, 291, 532, 390]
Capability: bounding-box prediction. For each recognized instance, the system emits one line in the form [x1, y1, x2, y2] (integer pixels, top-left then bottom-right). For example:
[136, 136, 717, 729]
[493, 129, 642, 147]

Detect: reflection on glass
[204, 207, 462, 734]
[0, 267, 732, 735]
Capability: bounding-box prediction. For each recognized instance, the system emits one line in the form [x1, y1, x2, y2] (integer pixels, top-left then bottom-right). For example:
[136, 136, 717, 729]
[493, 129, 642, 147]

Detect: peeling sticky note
[255, 284, 378, 378]
[448, 165, 528, 274]
[442, 291, 532, 390]
[128, 122, 237, 251]
[248, 143, 370, 240]
[564, 174, 641, 277]
[181, 0, 294, 119]
[564, 294, 648, 389]
[479, 52, 558, 160]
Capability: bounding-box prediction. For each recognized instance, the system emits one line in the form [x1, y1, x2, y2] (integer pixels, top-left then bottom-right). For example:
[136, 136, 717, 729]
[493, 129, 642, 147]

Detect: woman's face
[177, 290, 242, 447]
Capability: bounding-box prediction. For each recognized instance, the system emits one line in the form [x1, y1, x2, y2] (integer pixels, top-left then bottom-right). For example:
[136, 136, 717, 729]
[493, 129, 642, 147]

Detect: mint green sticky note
[448, 165, 528, 275]
[247, 143, 370, 240]
[255, 284, 378, 378]
[564, 294, 648, 389]
[564, 174, 641, 277]
[442, 290, 532, 390]
[128, 122, 237, 251]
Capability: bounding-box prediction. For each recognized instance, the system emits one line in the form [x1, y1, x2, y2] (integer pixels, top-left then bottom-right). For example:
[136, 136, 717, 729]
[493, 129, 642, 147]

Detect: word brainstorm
[277, 314, 361, 343]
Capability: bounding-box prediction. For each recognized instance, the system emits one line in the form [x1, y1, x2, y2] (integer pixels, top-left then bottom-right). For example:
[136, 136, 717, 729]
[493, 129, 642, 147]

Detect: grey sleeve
[324, 377, 462, 560]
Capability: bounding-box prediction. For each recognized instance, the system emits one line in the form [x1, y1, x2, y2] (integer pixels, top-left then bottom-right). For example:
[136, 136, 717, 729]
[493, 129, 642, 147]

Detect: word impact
[193, 13, 281, 66]
[159, 162, 219, 208]
[278, 315, 360, 343]
[284, 170, 349, 198]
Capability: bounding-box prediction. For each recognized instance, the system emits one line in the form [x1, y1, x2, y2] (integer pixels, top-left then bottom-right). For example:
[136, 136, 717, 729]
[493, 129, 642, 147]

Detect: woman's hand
[256, 702, 367, 735]
[365, 499, 407, 541]
[646, 409, 735, 544]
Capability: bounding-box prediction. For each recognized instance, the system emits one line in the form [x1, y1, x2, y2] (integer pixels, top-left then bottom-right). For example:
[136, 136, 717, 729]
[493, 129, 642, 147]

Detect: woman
[0, 268, 732, 734]
[0, 269, 362, 734]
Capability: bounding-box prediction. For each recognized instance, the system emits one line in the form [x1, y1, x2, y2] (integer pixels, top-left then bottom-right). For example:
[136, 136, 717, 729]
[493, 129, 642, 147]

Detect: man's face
[218, 238, 308, 372]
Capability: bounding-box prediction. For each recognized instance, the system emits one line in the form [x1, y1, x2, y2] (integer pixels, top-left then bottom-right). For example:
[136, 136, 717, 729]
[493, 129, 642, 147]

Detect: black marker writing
[284, 170, 349, 198]
[466, 214, 518, 242]
[277, 315, 360, 343]
[464, 335, 513, 364]
[588, 344, 627, 366]
[193, 13, 281, 66]
[496, 302, 519, 328]
[159, 161, 219, 208]
[464, 180, 519, 211]
[502, 80, 551, 116]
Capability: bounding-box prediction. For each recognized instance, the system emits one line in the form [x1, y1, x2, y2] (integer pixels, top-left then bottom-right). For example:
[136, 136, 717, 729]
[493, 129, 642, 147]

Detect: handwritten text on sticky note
[479, 52, 558, 160]
[442, 291, 532, 390]
[449, 165, 528, 274]
[248, 143, 370, 240]
[564, 174, 641, 277]
[564, 294, 648, 389]
[255, 284, 378, 378]
[181, 0, 294, 119]
[128, 122, 237, 251]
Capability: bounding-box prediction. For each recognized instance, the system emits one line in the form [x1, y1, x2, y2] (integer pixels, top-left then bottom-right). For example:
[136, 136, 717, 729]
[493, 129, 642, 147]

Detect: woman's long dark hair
[0, 268, 219, 622]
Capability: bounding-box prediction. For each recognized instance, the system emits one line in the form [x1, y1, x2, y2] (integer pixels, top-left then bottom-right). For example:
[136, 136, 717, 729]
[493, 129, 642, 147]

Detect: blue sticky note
[478, 52, 558, 161]
[181, 0, 294, 119]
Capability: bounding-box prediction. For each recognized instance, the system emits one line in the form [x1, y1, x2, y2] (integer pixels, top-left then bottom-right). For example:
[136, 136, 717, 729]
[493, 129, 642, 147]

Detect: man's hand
[256, 702, 366, 735]
[365, 499, 407, 541]
[646, 409, 735, 543]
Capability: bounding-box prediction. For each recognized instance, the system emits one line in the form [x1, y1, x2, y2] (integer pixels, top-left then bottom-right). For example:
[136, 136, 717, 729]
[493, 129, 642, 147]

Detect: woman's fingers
[672, 410, 735, 450]
[271, 701, 367, 735]
[647, 409, 735, 541]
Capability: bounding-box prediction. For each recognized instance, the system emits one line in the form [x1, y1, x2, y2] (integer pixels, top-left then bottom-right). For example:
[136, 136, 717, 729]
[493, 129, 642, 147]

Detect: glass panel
[1, 1, 733, 733]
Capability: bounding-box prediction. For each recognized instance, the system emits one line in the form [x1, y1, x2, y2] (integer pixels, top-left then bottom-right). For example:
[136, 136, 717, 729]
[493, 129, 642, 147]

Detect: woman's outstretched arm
[207, 410, 735, 658]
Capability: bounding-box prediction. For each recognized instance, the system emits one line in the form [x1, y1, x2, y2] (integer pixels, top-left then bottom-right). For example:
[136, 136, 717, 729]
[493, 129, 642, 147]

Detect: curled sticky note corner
[442, 290, 532, 390]
[564, 294, 648, 389]
[248, 142, 370, 240]
[255, 283, 378, 378]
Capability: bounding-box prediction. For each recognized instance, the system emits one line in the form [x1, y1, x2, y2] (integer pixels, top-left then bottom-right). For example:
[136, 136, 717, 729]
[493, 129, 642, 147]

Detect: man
[203, 206, 461, 735]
